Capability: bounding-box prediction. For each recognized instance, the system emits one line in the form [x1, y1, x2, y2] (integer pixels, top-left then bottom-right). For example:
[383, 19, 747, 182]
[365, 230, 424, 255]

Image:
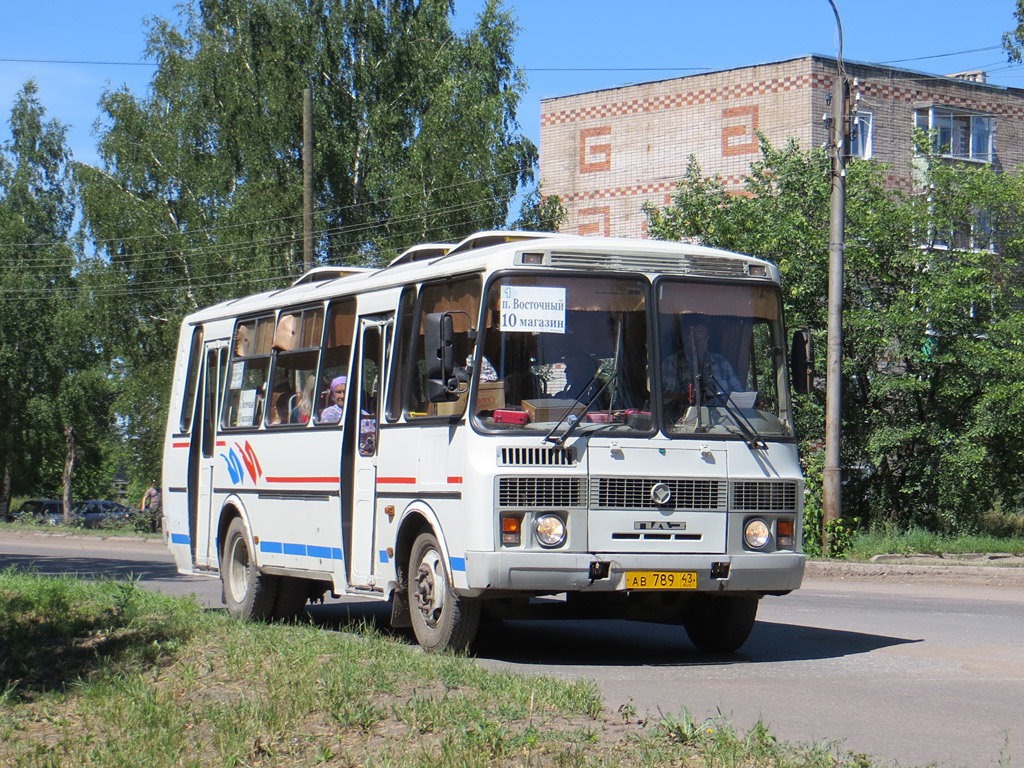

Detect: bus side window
[178, 326, 204, 433]
[268, 307, 324, 427]
[223, 315, 274, 428]
[408, 276, 481, 418]
[315, 298, 356, 425]
[386, 287, 417, 422]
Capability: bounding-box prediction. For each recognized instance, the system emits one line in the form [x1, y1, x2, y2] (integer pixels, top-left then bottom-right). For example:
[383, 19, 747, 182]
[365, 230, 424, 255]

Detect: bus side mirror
[425, 312, 459, 402]
[790, 328, 814, 395]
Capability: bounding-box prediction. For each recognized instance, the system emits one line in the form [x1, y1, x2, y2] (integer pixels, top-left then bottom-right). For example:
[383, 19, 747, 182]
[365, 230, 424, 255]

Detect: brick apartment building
[539, 54, 1024, 239]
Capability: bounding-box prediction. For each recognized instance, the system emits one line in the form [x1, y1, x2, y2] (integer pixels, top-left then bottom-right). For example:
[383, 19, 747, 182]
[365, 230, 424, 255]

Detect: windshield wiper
[543, 371, 619, 446]
[702, 370, 766, 449]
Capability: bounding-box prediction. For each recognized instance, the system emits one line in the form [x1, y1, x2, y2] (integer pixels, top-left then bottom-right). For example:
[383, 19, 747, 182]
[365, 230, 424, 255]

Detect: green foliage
[513, 190, 567, 232]
[645, 135, 1024, 535]
[76, 0, 538, 487]
[0, 82, 118, 512]
[1004, 1, 1024, 62]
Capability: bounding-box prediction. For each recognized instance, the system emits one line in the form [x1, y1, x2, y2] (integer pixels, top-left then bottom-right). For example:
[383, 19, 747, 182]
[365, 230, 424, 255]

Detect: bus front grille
[591, 478, 727, 511]
[731, 480, 799, 511]
[497, 477, 587, 508]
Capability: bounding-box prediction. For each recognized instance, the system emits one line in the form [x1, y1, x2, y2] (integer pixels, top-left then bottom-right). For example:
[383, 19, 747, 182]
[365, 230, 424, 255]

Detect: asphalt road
[2, 529, 1022, 768]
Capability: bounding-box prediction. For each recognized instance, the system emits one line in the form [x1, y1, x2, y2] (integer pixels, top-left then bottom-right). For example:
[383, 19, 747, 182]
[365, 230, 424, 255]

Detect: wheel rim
[227, 535, 251, 604]
[413, 547, 446, 629]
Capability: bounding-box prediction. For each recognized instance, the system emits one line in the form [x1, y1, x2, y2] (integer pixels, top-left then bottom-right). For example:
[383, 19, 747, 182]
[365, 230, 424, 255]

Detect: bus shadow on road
[304, 600, 920, 665]
[471, 618, 920, 666]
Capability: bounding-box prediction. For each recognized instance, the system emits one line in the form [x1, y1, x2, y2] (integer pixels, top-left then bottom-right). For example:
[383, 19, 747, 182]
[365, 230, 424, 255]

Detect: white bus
[163, 231, 812, 653]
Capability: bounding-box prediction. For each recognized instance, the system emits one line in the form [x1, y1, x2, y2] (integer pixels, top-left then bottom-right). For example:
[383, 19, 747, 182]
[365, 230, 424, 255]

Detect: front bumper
[462, 550, 805, 596]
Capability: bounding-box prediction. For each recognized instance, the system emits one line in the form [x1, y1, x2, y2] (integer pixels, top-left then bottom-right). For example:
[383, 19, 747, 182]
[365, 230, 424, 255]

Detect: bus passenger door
[346, 314, 391, 587]
[191, 342, 228, 569]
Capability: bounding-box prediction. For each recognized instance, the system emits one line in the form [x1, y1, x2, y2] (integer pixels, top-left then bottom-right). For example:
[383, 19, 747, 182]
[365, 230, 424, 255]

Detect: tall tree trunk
[1, 463, 10, 521]
[62, 425, 76, 524]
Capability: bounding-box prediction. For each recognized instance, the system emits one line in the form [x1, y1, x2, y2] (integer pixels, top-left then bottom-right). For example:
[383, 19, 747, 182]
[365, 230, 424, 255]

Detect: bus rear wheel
[408, 531, 480, 652]
[683, 595, 759, 653]
[222, 517, 278, 620]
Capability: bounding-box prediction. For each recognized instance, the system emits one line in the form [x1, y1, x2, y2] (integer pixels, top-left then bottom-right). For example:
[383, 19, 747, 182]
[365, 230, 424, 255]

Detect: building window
[914, 106, 993, 163]
[850, 110, 873, 159]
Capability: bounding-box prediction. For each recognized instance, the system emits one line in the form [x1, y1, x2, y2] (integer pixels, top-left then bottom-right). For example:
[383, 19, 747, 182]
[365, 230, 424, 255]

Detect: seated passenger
[291, 375, 316, 424]
[319, 376, 347, 424]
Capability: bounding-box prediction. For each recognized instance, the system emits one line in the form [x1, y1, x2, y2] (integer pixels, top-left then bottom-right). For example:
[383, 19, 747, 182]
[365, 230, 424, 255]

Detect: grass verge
[847, 528, 1024, 560]
[0, 568, 881, 768]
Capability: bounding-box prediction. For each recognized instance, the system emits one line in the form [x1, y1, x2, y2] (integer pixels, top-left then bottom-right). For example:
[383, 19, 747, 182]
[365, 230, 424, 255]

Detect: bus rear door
[190, 340, 228, 569]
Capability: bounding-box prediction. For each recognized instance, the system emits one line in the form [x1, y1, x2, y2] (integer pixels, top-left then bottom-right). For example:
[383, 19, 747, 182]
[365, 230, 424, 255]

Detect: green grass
[0, 569, 879, 768]
[845, 523, 1024, 560]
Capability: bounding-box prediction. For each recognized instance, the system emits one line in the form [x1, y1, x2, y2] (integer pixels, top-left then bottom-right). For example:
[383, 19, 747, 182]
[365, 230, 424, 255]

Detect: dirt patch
[806, 554, 1024, 588]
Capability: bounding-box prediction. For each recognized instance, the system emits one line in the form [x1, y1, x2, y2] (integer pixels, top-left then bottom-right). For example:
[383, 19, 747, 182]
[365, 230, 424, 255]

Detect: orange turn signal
[500, 515, 522, 547]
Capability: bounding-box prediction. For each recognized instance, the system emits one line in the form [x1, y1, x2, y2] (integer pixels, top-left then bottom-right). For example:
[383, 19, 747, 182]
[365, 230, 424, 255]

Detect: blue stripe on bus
[258, 540, 346, 561]
[170, 533, 190, 545]
[254, 541, 464, 570]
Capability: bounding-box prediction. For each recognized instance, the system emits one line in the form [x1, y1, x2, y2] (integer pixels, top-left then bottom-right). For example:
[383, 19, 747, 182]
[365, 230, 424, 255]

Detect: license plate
[625, 570, 697, 590]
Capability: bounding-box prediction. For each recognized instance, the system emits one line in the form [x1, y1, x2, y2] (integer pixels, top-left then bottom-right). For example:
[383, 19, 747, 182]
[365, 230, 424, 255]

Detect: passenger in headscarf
[318, 376, 347, 424]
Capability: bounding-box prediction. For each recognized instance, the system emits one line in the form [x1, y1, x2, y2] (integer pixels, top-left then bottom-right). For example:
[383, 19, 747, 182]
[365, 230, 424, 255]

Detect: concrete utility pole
[823, 0, 849, 555]
[302, 87, 314, 273]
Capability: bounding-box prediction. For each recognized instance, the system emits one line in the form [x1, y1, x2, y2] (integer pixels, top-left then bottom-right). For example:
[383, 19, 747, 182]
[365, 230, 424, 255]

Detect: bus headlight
[534, 514, 566, 548]
[744, 518, 771, 549]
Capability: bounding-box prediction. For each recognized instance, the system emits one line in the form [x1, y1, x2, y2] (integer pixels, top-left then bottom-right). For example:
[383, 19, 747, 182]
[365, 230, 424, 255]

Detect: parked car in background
[72, 500, 131, 529]
[10, 499, 131, 528]
[13, 499, 66, 525]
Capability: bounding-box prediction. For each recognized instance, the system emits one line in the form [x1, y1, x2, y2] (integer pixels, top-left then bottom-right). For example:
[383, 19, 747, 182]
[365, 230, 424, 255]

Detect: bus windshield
[473, 274, 653, 435]
[656, 279, 794, 439]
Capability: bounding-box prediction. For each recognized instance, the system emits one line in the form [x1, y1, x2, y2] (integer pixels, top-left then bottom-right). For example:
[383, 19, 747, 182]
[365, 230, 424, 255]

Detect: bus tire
[408, 531, 480, 652]
[683, 595, 758, 653]
[272, 576, 309, 620]
[222, 517, 278, 620]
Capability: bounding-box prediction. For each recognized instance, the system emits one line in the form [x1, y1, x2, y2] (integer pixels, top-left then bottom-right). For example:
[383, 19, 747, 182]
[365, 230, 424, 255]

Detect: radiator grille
[732, 481, 799, 511]
[498, 446, 575, 467]
[591, 478, 727, 511]
[497, 477, 586, 508]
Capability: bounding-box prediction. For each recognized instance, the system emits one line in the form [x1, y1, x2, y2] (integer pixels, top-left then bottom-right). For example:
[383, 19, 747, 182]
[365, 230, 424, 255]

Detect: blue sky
[1, 0, 1022, 167]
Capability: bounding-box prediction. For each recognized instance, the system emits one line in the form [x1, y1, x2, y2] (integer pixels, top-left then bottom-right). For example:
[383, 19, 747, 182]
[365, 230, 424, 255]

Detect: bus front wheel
[683, 595, 759, 653]
[408, 531, 480, 652]
[222, 517, 278, 620]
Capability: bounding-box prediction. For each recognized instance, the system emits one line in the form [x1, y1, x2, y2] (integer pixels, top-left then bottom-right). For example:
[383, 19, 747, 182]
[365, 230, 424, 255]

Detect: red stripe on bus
[216, 441, 226, 447]
[377, 477, 416, 485]
[265, 476, 340, 484]
[447, 476, 463, 484]
[172, 442, 190, 448]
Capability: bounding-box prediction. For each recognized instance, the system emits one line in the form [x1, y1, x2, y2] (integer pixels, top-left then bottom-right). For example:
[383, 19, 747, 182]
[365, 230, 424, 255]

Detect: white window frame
[914, 106, 994, 163]
[850, 109, 873, 159]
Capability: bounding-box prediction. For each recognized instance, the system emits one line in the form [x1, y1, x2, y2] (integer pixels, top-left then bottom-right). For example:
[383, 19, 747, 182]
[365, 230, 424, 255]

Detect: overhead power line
[878, 44, 1004, 65]
[0, 42, 1009, 73]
